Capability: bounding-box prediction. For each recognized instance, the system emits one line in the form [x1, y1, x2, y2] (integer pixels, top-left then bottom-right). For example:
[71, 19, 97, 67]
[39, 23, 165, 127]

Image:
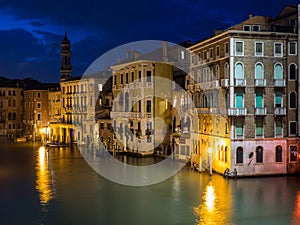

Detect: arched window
[236, 147, 243, 163]
[290, 92, 297, 109]
[125, 92, 129, 112]
[224, 146, 228, 163]
[256, 146, 263, 163]
[8, 112, 11, 121]
[197, 69, 201, 83]
[275, 145, 282, 162]
[225, 63, 229, 79]
[255, 63, 263, 79]
[12, 112, 16, 120]
[235, 63, 244, 79]
[274, 63, 283, 79]
[289, 64, 296, 80]
[215, 65, 220, 79]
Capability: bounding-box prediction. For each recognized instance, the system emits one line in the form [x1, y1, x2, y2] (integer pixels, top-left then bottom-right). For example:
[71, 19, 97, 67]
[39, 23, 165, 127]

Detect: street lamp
[208, 147, 212, 176]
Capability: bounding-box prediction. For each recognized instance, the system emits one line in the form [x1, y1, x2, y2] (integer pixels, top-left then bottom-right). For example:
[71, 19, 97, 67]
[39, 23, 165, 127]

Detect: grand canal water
[1, 142, 300, 225]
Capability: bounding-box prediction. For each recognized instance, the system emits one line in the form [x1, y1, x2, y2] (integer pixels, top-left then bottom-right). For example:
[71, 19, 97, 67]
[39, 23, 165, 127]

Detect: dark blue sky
[0, 0, 298, 83]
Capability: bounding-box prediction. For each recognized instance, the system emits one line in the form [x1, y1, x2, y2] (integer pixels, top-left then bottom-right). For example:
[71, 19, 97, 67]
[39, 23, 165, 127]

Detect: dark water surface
[1, 142, 300, 225]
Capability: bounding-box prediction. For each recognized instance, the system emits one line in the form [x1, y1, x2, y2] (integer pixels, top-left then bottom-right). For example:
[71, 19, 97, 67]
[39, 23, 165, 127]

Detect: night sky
[0, 0, 299, 83]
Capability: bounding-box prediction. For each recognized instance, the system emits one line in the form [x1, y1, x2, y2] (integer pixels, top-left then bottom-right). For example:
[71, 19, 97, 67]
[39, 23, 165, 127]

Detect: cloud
[29, 20, 45, 27]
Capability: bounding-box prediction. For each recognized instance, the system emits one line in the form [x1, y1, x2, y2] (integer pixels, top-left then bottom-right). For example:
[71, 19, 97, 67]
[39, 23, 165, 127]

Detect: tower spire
[60, 31, 72, 81]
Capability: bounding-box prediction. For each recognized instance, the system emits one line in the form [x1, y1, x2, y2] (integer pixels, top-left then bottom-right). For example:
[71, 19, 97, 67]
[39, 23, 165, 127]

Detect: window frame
[289, 91, 297, 109]
[255, 42, 264, 57]
[289, 63, 297, 81]
[289, 145, 298, 162]
[274, 42, 283, 57]
[235, 41, 244, 56]
[289, 121, 297, 136]
[289, 42, 297, 55]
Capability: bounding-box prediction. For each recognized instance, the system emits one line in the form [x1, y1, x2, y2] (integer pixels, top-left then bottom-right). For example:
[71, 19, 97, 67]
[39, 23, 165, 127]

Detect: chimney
[162, 41, 168, 62]
[248, 13, 253, 19]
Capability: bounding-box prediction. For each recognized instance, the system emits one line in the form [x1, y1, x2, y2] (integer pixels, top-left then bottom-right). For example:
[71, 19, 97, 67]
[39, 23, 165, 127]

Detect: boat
[223, 168, 237, 179]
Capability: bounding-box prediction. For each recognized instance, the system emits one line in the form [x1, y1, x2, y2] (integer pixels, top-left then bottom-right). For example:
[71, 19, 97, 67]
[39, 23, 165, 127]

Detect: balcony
[255, 107, 266, 115]
[274, 79, 286, 87]
[255, 79, 266, 87]
[274, 107, 286, 115]
[221, 79, 229, 88]
[228, 108, 247, 116]
[235, 79, 246, 87]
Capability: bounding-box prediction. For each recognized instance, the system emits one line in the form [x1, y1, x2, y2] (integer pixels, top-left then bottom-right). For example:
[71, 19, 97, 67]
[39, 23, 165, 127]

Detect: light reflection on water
[2, 143, 300, 225]
[35, 146, 54, 211]
[194, 177, 232, 225]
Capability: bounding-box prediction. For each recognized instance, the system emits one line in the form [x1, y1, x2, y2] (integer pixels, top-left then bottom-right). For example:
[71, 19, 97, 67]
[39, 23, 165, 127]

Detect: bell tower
[60, 31, 72, 81]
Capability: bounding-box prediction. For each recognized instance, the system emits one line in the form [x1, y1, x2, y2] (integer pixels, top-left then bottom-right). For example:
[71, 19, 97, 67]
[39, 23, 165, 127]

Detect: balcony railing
[235, 79, 246, 87]
[255, 107, 266, 115]
[255, 79, 266, 87]
[221, 79, 229, 87]
[228, 108, 247, 116]
[274, 79, 286, 87]
[274, 107, 286, 115]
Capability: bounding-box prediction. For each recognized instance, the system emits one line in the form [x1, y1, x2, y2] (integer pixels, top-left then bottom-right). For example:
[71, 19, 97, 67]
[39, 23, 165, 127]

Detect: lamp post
[208, 147, 212, 176]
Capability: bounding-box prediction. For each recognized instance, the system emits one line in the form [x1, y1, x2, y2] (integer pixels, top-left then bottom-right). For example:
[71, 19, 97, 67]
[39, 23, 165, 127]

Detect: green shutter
[276, 121, 282, 135]
[275, 92, 282, 105]
[256, 121, 263, 136]
[236, 122, 243, 136]
[236, 92, 243, 108]
[255, 92, 263, 108]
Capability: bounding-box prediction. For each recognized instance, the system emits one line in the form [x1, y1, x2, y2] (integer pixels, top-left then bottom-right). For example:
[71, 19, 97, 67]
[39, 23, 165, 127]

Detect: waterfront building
[188, 5, 300, 175]
[0, 86, 24, 137]
[23, 89, 49, 141]
[49, 32, 105, 146]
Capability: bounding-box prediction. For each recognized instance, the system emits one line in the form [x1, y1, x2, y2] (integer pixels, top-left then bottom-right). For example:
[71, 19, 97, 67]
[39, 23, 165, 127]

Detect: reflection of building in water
[36, 146, 54, 210]
[292, 191, 300, 225]
[194, 177, 232, 225]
